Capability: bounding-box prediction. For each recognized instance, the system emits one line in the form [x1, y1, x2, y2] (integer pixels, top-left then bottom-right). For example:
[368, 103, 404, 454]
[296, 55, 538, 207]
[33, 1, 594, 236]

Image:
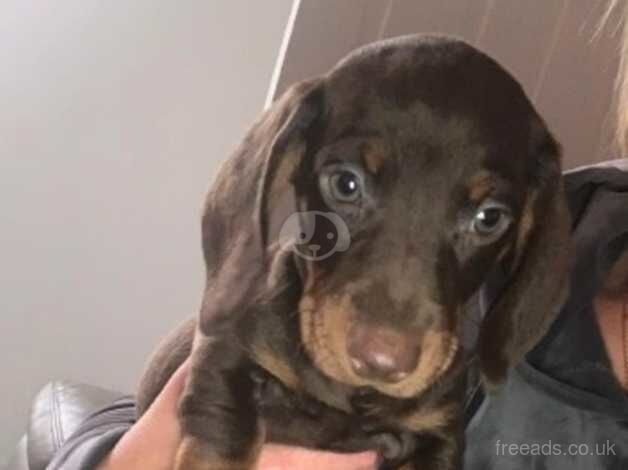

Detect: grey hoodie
[465, 159, 628, 470]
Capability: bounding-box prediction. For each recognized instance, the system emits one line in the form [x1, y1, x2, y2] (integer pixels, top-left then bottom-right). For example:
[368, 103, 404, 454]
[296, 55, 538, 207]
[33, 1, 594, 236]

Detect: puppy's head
[201, 35, 571, 398]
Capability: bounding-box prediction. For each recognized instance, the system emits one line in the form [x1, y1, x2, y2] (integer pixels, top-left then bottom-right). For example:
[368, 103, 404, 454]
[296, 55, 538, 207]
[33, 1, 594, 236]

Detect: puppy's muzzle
[347, 323, 421, 383]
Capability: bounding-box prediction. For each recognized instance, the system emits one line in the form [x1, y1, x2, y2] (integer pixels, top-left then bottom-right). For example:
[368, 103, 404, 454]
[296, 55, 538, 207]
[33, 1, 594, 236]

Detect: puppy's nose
[347, 323, 420, 383]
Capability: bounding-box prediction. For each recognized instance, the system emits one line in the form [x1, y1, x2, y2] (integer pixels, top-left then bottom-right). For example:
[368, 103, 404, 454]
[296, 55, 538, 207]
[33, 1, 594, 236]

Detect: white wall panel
[274, 0, 624, 168]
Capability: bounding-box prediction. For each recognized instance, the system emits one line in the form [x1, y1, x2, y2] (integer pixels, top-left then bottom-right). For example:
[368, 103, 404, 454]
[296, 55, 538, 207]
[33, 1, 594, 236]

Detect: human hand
[97, 359, 377, 470]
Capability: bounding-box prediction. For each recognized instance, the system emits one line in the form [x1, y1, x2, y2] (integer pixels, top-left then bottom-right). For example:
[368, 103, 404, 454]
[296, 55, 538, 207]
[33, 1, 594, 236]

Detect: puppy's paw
[369, 431, 417, 466]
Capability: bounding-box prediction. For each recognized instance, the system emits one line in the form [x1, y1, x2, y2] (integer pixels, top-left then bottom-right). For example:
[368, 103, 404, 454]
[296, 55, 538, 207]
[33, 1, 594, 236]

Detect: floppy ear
[257, 84, 325, 249]
[478, 122, 572, 388]
[197, 79, 324, 331]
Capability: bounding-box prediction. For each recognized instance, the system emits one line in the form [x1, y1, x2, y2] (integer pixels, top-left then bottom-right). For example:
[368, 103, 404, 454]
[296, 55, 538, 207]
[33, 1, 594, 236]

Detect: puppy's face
[288, 38, 559, 398]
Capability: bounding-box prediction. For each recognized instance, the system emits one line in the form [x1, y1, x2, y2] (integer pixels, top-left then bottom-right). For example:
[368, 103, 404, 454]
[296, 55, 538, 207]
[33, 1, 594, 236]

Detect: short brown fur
[138, 34, 571, 470]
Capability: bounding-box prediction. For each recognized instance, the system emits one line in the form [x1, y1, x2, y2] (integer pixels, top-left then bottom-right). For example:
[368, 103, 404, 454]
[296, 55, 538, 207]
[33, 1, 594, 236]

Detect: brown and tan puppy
[137, 35, 571, 470]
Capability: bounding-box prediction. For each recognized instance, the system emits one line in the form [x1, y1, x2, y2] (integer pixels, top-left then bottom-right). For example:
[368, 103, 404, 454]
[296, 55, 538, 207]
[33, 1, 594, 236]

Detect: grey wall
[0, 0, 292, 461]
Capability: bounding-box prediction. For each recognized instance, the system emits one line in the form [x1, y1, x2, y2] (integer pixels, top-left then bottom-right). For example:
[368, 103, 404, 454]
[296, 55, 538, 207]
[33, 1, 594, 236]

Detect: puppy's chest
[251, 370, 432, 464]
[240, 302, 457, 463]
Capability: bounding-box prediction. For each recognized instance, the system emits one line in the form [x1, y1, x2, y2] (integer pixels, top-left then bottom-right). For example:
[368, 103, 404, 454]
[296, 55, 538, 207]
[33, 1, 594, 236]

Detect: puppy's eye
[319, 164, 365, 206]
[471, 202, 512, 238]
[330, 170, 361, 202]
[473, 208, 502, 233]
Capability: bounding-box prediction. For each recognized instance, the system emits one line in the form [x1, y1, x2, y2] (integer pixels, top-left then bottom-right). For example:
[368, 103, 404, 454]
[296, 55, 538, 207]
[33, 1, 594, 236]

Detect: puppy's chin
[299, 295, 461, 399]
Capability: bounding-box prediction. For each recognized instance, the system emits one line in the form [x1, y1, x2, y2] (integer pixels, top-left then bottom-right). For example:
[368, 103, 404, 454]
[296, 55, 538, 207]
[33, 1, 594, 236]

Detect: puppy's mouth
[299, 294, 460, 399]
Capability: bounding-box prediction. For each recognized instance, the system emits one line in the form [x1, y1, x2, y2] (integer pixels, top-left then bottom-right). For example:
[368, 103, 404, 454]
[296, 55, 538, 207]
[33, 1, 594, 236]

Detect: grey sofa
[4, 381, 123, 470]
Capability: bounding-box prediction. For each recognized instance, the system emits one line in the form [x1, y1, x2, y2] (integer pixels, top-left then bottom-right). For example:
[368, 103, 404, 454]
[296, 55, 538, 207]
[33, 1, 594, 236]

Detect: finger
[257, 444, 377, 470]
[129, 357, 191, 445]
[98, 359, 191, 470]
[145, 357, 191, 419]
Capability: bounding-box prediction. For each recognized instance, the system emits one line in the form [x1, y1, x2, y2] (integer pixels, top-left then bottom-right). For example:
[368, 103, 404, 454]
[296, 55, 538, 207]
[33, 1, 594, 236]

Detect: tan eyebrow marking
[363, 140, 387, 175]
[467, 171, 497, 203]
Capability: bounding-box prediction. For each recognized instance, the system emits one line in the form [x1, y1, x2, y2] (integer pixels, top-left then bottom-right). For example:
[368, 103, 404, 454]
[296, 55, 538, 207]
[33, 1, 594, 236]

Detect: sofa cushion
[27, 381, 123, 470]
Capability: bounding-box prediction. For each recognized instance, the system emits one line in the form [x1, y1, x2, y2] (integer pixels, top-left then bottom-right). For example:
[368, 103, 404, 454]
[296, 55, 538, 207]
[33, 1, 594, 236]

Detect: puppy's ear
[198, 79, 324, 328]
[478, 122, 571, 388]
[256, 82, 325, 249]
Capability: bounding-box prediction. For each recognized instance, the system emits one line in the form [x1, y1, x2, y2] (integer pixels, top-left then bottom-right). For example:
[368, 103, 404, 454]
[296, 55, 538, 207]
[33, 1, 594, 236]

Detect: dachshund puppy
[137, 34, 571, 470]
